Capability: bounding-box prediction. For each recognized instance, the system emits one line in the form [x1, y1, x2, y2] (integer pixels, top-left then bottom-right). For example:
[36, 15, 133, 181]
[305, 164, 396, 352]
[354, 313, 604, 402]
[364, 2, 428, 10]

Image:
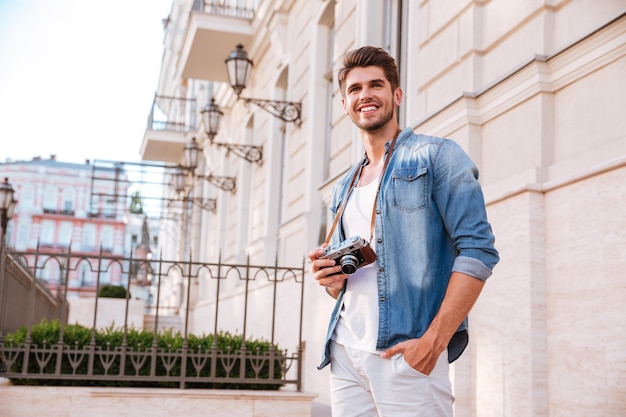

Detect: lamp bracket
[210, 141, 263, 165]
[197, 173, 237, 193]
[191, 197, 217, 213]
[241, 97, 302, 126]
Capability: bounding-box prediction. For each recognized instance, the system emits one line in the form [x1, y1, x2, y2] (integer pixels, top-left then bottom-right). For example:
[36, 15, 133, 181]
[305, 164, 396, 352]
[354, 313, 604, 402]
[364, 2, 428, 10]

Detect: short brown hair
[337, 46, 400, 96]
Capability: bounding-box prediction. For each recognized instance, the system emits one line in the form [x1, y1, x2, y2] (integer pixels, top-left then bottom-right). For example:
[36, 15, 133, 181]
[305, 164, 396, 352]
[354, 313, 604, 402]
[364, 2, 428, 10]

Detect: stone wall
[0, 380, 317, 417]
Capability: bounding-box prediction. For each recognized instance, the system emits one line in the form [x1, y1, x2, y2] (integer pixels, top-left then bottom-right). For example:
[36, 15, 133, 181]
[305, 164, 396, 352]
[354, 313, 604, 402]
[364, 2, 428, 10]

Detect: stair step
[143, 314, 182, 333]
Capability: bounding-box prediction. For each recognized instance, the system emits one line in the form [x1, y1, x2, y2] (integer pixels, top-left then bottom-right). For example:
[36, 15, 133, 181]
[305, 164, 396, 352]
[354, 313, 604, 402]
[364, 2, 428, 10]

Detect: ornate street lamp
[199, 43, 302, 165]
[200, 101, 263, 165]
[225, 44, 302, 125]
[172, 166, 187, 195]
[178, 139, 239, 193]
[202, 98, 223, 139]
[0, 177, 17, 245]
[184, 137, 201, 174]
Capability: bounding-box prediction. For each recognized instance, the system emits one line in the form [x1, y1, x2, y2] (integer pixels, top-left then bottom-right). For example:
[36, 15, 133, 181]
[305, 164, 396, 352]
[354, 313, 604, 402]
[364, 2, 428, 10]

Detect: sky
[0, 0, 172, 164]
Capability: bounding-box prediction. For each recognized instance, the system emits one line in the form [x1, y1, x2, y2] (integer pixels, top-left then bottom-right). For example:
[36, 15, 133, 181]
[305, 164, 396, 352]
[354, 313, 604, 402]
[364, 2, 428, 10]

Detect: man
[308, 46, 499, 417]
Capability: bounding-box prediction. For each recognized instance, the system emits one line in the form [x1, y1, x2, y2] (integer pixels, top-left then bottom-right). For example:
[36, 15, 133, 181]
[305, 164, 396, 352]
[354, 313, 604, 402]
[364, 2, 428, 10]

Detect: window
[80, 263, 93, 286]
[104, 199, 116, 218]
[42, 261, 60, 284]
[99, 269, 110, 285]
[43, 186, 57, 212]
[20, 185, 34, 209]
[101, 226, 114, 251]
[40, 220, 55, 245]
[82, 224, 96, 249]
[62, 188, 75, 214]
[16, 220, 31, 248]
[59, 222, 73, 246]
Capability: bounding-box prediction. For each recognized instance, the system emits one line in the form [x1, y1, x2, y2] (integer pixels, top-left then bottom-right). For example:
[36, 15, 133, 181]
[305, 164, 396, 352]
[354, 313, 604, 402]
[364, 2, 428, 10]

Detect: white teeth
[361, 106, 376, 112]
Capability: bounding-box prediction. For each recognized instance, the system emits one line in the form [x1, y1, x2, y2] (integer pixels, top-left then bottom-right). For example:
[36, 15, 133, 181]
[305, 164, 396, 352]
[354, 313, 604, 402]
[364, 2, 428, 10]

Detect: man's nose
[359, 87, 373, 100]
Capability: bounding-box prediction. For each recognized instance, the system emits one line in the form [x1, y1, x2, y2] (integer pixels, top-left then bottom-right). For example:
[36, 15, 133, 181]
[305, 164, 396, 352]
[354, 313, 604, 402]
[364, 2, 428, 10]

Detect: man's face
[341, 66, 402, 132]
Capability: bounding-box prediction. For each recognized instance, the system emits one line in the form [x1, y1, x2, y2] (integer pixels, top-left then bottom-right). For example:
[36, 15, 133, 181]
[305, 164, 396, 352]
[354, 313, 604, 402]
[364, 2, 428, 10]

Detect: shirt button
[377, 238, 382, 243]
[379, 267, 384, 272]
[380, 297, 386, 302]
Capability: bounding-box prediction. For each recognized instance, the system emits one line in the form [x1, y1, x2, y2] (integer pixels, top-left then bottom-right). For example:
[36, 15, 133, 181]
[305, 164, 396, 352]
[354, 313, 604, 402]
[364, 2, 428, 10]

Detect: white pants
[329, 341, 454, 417]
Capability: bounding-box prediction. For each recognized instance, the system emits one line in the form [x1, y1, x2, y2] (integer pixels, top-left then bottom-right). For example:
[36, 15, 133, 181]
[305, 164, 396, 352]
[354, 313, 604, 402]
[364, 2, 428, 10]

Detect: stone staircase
[143, 314, 183, 333]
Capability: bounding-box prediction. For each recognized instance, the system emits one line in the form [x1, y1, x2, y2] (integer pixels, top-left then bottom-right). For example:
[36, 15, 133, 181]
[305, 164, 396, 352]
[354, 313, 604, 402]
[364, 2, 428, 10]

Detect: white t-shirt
[333, 178, 382, 353]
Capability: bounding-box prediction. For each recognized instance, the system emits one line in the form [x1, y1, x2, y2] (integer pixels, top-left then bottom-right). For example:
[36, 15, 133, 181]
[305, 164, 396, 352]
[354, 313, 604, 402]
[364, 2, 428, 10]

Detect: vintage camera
[321, 235, 377, 274]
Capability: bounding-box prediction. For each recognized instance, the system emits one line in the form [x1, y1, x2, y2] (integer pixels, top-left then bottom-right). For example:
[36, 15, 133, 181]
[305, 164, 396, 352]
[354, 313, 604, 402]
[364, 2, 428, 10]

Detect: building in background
[0, 156, 162, 299]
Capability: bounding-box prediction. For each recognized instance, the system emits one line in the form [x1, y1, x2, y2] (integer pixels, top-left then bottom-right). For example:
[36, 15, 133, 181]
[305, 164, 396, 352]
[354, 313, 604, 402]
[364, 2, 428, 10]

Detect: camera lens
[340, 254, 359, 274]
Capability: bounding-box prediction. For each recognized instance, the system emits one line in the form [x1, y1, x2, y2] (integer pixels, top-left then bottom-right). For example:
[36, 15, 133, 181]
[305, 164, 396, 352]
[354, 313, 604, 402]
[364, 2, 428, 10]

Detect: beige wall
[544, 167, 626, 416]
[160, 0, 626, 415]
[416, 2, 626, 416]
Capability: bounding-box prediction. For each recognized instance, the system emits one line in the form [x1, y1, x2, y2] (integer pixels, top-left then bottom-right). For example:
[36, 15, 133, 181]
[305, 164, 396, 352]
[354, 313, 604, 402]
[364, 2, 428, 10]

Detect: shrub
[4, 319, 285, 390]
[97, 284, 130, 299]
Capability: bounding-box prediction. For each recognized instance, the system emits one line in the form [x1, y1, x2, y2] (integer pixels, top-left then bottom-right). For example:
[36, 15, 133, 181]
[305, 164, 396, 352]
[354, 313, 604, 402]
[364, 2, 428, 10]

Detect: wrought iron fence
[0, 244, 305, 390]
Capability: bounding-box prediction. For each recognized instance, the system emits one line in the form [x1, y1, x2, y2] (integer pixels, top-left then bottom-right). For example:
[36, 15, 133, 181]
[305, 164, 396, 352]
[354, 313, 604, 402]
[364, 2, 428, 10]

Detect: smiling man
[308, 46, 500, 417]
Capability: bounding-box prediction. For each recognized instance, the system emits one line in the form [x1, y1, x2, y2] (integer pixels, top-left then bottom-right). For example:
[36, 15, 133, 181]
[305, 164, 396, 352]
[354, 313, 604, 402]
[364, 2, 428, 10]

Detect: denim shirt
[318, 128, 499, 369]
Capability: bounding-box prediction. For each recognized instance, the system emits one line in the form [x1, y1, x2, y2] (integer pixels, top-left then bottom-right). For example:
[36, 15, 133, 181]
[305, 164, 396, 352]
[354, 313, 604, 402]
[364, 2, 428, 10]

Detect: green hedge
[4, 319, 285, 390]
[97, 284, 130, 299]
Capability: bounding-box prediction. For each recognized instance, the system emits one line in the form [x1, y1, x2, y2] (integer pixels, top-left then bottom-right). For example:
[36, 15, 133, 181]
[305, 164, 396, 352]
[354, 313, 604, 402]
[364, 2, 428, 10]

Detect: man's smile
[358, 104, 379, 113]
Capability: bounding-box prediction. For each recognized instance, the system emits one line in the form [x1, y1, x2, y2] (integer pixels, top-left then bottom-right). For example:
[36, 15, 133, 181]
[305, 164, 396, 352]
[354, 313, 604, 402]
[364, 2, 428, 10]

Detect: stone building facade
[141, 1, 626, 415]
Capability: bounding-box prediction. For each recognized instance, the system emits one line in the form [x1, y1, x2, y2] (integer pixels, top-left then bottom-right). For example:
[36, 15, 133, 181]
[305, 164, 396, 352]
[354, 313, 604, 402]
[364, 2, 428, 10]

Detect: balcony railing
[0, 244, 305, 390]
[193, 0, 256, 19]
[146, 95, 197, 133]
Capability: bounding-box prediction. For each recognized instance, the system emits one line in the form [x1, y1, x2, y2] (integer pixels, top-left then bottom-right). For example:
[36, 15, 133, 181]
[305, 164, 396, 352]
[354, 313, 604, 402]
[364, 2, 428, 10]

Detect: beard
[350, 105, 394, 132]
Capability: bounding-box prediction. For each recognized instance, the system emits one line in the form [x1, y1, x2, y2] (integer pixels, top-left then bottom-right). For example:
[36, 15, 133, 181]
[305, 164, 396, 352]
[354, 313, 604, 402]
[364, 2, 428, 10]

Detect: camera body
[321, 235, 377, 274]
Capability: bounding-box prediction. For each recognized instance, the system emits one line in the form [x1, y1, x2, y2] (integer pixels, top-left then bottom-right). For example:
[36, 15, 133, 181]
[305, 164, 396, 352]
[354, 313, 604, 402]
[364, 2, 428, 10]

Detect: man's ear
[394, 87, 403, 106]
[342, 97, 348, 115]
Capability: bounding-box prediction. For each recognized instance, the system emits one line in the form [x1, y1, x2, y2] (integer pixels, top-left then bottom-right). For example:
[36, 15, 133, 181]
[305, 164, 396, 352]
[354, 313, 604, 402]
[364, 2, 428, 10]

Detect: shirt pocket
[392, 166, 428, 212]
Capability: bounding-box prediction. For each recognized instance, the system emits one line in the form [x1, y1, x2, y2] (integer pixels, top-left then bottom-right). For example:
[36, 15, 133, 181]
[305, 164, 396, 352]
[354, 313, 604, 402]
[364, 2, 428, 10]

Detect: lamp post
[225, 44, 302, 125]
[184, 137, 201, 175]
[199, 43, 303, 165]
[180, 141, 200, 261]
[0, 177, 17, 247]
[200, 99, 263, 165]
[170, 144, 200, 310]
[178, 137, 238, 193]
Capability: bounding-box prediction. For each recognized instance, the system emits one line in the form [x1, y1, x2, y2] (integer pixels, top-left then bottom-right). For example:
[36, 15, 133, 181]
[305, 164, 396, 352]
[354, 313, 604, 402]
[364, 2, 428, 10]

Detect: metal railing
[0, 244, 305, 390]
[146, 95, 197, 133]
[193, 0, 256, 19]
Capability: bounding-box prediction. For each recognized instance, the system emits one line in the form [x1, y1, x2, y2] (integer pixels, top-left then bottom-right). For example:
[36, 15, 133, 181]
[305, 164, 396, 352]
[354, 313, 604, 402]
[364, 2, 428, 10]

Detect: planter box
[0, 379, 317, 417]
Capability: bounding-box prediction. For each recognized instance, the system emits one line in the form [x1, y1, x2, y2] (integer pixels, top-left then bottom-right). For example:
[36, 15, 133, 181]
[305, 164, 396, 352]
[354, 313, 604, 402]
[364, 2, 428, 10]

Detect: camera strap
[324, 128, 401, 245]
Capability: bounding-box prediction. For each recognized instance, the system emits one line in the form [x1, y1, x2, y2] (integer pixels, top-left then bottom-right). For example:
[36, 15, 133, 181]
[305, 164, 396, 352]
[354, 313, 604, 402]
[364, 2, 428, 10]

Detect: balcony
[179, 0, 254, 82]
[140, 95, 197, 163]
[141, 2, 256, 163]
[42, 208, 75, 217]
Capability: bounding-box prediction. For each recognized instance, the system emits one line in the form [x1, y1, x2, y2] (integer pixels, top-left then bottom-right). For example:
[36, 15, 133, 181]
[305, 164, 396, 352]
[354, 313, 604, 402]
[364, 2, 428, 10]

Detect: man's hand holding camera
[308, 244, 347, 299]
[309, 236, 376, 299]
